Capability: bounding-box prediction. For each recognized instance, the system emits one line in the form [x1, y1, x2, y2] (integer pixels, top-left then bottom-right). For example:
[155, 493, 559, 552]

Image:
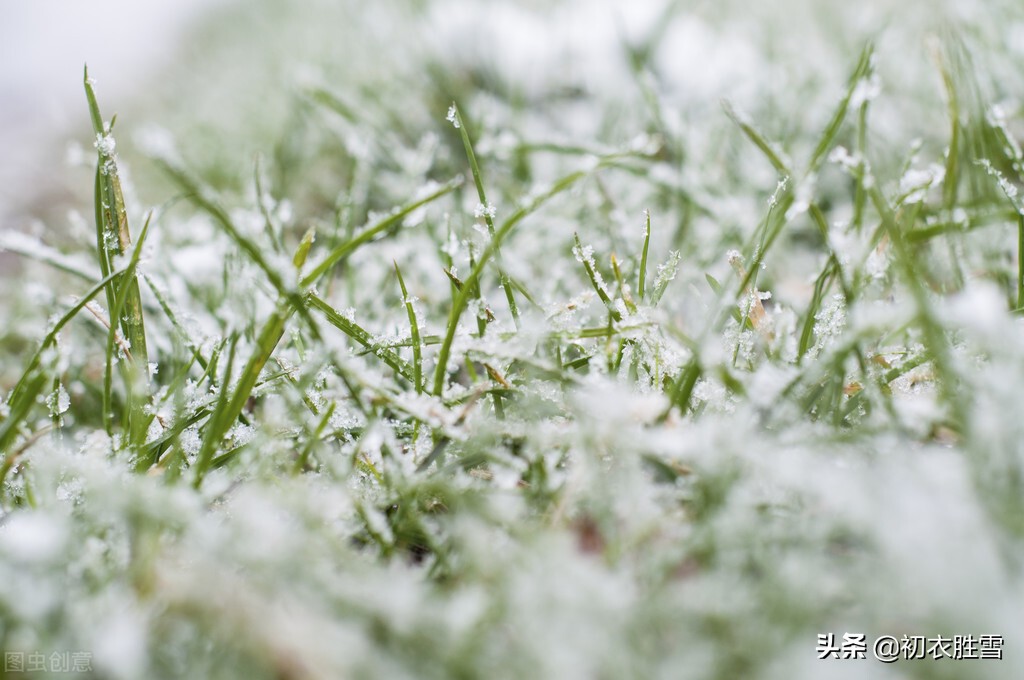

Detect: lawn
[1, 1, 1023, 678]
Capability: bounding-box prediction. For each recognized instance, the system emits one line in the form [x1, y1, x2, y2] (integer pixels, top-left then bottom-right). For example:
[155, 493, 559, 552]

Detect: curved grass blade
[449, 103, 520, 328]
[301, 178, 462, 287]
[394, 262, 423, 393]
[1, 267, 129, 484]
[431, 168, 589, 396]
[85, 67, 149, 369]
[638, 210, 651, 301]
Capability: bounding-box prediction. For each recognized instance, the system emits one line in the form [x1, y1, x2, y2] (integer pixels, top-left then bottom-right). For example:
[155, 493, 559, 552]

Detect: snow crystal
[849, 73, 881, 108]
[899, 164, 945, 203]
[652, 251, 681, 292]
[47, 384, 71, 417]
[692, 377, 732, 412]
[812, 294, 847, 355]
[573, 241, 611, 297]
[573, 244, 594, 263]
[329, 406, 364, 432]
[94, 132, 116, 157]
[977, 158, 1020, 205]
[146, 417, 165, 443]
[474, 202, 497, 219]
[768, 177, 789, 207]
[56, 476, 86, 505]
[446, 105, 460, 128]
[362, 505, 394, 544]
[748, 364, 796, 409]
[785, 174, 816, 221]
[179, 427, 202, 459]
[828, 145, 859, 171]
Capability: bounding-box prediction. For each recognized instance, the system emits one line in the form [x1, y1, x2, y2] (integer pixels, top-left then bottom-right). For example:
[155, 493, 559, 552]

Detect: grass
[3, 0, 1024, 678]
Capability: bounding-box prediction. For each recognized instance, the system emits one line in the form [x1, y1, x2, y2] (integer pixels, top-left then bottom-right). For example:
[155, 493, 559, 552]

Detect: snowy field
[2, 0, 1024, 677]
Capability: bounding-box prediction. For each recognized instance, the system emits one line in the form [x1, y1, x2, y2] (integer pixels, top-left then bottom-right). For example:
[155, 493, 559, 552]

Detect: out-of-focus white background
[0, 0, 217, 225]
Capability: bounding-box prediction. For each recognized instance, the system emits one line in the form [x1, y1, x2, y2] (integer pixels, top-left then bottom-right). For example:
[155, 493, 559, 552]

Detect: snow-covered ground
[3, 1, 1024, 678]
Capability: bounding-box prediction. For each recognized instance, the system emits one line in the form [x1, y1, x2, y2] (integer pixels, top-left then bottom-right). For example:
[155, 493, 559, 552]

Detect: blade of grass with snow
[1, 266, 129, 485]
[85, 68, 150, 371]
[432, 168, 590, 396]
[103, 212, 154, 449]
[638, 210, 652, 301]
[448, 103, 520, 328]
[394, 262, 423, 394]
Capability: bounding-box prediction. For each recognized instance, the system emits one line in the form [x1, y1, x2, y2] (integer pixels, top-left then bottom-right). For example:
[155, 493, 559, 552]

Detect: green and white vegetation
[3, 0, 1024, 677]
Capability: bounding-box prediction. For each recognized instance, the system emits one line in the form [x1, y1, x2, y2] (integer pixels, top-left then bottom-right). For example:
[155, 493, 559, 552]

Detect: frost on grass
[473, 201, 496, 219]
[898, 163, 946, 204]
[46, 384, 70, 418]
[3, 0, 1024, 678]
[446, 104, 460, 128]
[93, 132, 116, 158]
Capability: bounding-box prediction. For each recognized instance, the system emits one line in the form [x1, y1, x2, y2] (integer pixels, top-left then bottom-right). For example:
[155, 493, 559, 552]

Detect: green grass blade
[449, 103, 521, 328]
[93, 164, 116, 318]
[638, 210, 651, 300]
[573, 233, 621, 322]
[394, 262, 423, 393]
[293, 401, 337, 475]
[0, 233, 96, 282]
[301, 178, 462, 287]
[142, 273, 211, 373]
[722, 101, 792, 176]
[308, 294, 414, 382]
[662, 359, 702, 420]
[192, 300, 295, 488]
[737, 185, 794, 298]
[1, 265, 129, 477]
[867, 184, 964, 430]
[610, 253, 637, 314]
[158, 159, 316, 332]
[193, 334, 240, 486]
[931, 42, 961, 211]
[649, 250, 681, 307]
[105, 213, 154, 452]
[797, 256, 838, 362]
[0, 372, 49, 490]
[432, 168, 589, 396]
[807, 43, 874, 174]
[86, 68, 150, 369]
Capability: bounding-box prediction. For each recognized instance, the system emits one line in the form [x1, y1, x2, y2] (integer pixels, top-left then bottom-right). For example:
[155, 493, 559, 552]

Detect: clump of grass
[86, 67, 154, 450]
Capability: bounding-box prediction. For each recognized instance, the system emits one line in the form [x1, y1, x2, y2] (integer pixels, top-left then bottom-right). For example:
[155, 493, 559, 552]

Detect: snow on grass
[2, 0, 1024, 677]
